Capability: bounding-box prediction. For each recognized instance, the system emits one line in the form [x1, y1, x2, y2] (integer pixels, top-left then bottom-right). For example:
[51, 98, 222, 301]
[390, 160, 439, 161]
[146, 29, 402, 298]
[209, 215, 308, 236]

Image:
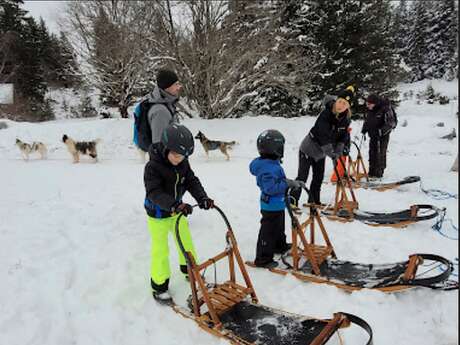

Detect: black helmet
[161, 124, 194, 157]
[257, 129, 285, 158]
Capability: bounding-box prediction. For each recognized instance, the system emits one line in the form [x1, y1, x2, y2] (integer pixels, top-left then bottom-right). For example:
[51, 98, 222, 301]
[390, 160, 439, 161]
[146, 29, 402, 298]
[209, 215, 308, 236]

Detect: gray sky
[23, 1, 67, 34]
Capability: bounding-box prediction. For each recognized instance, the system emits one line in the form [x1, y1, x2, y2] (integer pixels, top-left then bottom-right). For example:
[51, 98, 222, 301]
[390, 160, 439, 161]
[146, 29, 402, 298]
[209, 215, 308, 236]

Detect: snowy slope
[0, 81, 458, 345]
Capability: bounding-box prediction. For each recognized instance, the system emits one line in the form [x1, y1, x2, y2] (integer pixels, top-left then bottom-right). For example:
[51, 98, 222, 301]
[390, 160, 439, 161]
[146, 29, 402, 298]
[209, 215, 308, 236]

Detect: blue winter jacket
[249, 157, 288, 211]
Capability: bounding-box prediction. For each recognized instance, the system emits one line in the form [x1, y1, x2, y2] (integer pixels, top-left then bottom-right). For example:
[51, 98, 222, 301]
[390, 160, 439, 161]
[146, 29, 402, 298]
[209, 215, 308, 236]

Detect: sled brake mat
[219, 301, 329, 345]
[300, 259, 409, 288]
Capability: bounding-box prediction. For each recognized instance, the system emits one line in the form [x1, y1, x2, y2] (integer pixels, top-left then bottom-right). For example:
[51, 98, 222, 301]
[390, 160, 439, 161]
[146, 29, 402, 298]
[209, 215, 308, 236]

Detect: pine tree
[292, 0, 400, 113]
[219, 0, 313, 118]
[393, 0, 411, 65]
[427, 0, 458, 80]
[17, 17, 47, 103]
[406, 1, 431, 81]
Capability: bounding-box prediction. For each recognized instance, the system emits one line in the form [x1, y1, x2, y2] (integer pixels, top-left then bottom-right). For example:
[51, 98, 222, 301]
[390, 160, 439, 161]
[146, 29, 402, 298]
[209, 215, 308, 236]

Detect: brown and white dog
[15, 138, 47, 161]
[194, 131, 236, 161]
[62, 134, 101, 163]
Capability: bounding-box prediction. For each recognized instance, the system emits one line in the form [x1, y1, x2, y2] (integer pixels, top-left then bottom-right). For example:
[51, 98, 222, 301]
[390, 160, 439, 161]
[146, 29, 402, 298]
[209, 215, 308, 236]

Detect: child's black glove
[176, 203, 193, 216]
[199, 198, 214, 210]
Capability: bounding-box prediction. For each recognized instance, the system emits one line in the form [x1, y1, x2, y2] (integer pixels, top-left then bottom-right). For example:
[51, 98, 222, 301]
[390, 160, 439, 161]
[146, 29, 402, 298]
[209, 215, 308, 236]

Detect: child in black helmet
[249, 129, 302, 268]
[144, 124, 214, 304]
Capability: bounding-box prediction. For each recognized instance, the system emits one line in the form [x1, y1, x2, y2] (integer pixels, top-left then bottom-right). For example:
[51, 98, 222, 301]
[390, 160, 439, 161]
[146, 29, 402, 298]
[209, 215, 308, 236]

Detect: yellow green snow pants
[147, 214, 198, 289]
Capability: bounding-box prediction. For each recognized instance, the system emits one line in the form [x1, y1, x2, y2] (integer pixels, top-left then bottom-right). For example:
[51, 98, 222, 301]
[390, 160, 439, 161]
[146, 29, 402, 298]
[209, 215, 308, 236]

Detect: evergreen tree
[393, 0, 411, 65]
[427, 0, 458, 80]
[292, 0, 400, 113]
[0, 0, 26, 33]
[17, 16, 47, 103]
[0, 0, 53, 120]
[406, 1, 431, 81]
[220, 0, 313, 118]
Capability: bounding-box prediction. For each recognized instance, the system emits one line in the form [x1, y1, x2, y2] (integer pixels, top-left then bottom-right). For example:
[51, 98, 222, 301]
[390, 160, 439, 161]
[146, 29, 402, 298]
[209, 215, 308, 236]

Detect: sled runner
[345, 141, 420, 191]
[322, 159, 440, 227]
[248, 186, 458, 292]
[171, 205, 374, 345]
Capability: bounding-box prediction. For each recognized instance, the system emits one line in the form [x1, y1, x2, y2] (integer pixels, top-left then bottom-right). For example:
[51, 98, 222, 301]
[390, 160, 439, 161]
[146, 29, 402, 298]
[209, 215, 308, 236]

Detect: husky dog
[15, 138, 47, 161]
[62, 134, 101, 163]
[194, 131, 236, 161]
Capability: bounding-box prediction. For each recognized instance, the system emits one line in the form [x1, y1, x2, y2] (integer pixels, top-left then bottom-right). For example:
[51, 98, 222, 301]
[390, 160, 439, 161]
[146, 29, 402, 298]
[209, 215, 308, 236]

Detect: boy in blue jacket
[249, 129, 301, 268]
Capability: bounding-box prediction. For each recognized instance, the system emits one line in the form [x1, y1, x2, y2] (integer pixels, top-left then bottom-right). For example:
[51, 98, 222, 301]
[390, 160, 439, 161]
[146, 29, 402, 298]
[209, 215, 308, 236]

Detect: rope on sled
[432, 208, 458, 240]
[420, 180, 458, 200]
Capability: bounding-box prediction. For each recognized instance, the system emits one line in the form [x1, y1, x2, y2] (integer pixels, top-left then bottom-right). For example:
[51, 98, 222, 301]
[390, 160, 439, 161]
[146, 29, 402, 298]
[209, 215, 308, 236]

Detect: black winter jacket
[144, 143, 208, 218]
[300, 100, 351, 161]
[362, 100, 392, 138]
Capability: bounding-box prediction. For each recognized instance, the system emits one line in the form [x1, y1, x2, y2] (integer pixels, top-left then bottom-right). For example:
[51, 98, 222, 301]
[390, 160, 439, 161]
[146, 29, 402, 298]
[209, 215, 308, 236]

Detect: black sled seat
[174, 206, 374, 345]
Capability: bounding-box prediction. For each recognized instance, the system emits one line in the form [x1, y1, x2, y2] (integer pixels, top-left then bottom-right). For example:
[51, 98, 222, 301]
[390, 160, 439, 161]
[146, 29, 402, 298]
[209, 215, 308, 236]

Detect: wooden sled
[323, 159, 439, 227]
[249, 186, 458, 292]
[173, 206, 374, 345]
[346, 141, 420, 191]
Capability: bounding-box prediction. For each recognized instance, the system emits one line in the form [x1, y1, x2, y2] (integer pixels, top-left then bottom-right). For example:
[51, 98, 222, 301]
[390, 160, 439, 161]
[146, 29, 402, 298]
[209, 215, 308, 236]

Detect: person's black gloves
[175, 203, 193, 216]
[199, 198, 214, 210]
[286, 179, 303, 190]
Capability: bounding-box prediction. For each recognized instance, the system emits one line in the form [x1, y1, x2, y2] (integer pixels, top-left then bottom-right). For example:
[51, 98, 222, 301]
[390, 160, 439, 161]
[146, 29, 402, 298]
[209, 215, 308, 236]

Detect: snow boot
[152, 290, 173, 305]
[254, 260, 279, 269]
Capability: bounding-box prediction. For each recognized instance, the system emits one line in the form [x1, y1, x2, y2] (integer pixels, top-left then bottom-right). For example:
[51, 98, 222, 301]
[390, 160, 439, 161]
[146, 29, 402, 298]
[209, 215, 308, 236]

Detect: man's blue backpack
[133, 100, 154, 152]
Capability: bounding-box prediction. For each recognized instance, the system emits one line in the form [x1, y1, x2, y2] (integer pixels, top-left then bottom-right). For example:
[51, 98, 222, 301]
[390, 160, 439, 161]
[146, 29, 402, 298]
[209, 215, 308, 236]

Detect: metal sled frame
[174, 206, 373, 345]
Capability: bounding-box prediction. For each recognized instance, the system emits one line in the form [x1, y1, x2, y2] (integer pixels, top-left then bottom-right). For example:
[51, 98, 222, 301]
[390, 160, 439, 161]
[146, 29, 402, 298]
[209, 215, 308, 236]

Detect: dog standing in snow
[194, 131, 237, 161]
[15, 138, 47, 161]
[62, 134, 100, 163]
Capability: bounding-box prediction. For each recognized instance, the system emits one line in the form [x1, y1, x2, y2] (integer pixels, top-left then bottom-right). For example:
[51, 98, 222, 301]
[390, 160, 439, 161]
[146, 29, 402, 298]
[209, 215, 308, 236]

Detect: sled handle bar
[285, 183, 314, 226]
[351, 140, 364, 159]
[175, 204, 233, 267]
[340, 312, 374, 345]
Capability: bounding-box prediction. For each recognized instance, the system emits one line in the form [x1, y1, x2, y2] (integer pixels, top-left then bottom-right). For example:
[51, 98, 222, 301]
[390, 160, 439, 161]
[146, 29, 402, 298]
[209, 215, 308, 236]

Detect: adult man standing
[147, 69, 182, 144]
[361, 94, 396, 178]
[134, 69, 182, 161]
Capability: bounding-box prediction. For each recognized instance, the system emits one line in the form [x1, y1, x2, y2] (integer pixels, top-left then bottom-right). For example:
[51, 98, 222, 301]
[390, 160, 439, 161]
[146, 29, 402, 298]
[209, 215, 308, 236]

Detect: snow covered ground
[0, 80, 458, 345]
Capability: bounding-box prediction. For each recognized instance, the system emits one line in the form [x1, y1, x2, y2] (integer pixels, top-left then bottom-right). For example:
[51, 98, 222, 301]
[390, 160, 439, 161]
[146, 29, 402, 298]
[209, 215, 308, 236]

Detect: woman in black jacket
[291, 86, 355, 206]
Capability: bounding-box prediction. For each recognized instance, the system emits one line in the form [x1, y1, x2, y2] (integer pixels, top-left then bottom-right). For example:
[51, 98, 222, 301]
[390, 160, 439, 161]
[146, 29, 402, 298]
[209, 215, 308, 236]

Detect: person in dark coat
[291, 86, 355, 206]
[361, 94, 393, 178]
[144, 124, 214, 304]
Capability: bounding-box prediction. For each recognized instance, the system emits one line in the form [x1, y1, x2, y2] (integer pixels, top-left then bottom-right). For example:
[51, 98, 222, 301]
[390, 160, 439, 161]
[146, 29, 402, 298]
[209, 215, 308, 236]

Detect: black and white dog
[15, 138, 47, 161]
[62, 134, 101, 163]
